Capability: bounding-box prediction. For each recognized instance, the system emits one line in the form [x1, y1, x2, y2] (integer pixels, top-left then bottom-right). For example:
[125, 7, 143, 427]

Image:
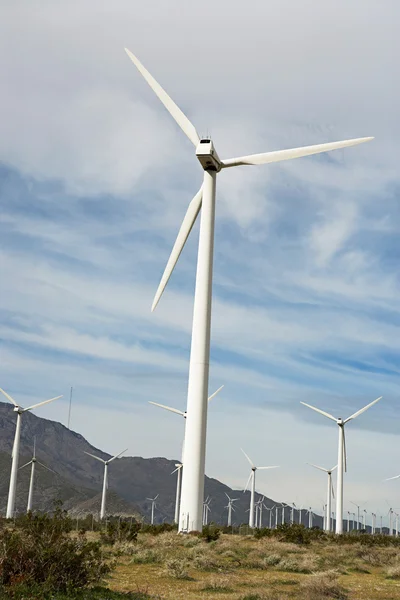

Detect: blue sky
[1, 0, 399, 521]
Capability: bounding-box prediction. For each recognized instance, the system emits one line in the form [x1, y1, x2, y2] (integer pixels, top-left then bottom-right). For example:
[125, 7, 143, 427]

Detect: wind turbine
[371, 512, 376, 534]
[147, 495, 159, 525]
[20, 438, 59, 513]
[84, 448, 127, 520]
[171, 463, 183, 524]
[241, 448, 279, 528]
[301, 396, 382, 534]
[225, 492, 238, 527]
[307, 463, 336, 533]
[125, 48, 374, 532]
[0, 388, 62, 519]
[347, 510, 352, 532]
[265, 505, 275, 529]
[202, 496, 211, 526]
[307, 507, 313, 529]
[350, 500, 364, 532]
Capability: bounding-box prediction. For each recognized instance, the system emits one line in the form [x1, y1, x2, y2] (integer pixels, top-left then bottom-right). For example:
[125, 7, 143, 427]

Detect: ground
[103, 531, 400, 600]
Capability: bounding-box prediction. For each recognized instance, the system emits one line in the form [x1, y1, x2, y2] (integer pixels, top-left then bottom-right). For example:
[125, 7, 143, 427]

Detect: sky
[1, 0, 400, 523]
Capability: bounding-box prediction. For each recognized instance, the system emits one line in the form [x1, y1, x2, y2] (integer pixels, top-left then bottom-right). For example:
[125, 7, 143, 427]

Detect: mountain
[0, 402, 323, 527]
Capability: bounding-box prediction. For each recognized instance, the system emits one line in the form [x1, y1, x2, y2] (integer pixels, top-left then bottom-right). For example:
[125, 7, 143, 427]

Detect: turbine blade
[23, 395, 62, 412]
[221, 137, 374, 168]
[33, 436, 36, 459]
[300, 401, 337, 422]
[331, 479, 335, 500]
[307, 462, 329, 473]
[84, 451, 106, 464]
[151, 187, 203, 311]
[343, 429, 347, 473]
[244, 471, 252, 492]
[208, 385, 224, 402]
[37, 461, 58, 476]
[331, 465, 338, 472]
[241, 448, 255, 468]
[344, 396, 382, 423]
[385, 474, 400, 481]
[257, 466, 280, 470]
[0, 387, 18, 406]
[124, 49, 200, 147]
[108, 448, 128, 463]
[19, 461, 32, 470]
[148, 401, 185, 417]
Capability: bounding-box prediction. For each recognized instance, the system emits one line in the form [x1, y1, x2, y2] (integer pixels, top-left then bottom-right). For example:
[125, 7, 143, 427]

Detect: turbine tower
[125, 48, 374, 532]
[171, 463, 183, 524]
[84, 448, 127, 520]
[307, 463, 336, 532]
[0, 388, 62, 519]
[241, 448, 279, 528]
[301, 396, 382, 534]
[20, 438, 58, 513]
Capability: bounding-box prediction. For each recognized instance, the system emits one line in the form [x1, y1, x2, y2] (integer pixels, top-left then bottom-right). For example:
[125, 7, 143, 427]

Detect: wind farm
[0, 2, 398, 599]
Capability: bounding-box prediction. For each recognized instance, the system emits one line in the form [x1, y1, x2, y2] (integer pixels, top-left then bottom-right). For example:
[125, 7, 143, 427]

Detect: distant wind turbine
[225, 492, 238, 527]
[241, 448, 279, 528]
[147, 495, 159, 525]
[20, 438, 58, 513]
[125, 47, 374, 532]
[84, 448, 127, 520]
[0, 387, 62, 519]
[301, 396, 382, 534]
[307, 463, 337, 533]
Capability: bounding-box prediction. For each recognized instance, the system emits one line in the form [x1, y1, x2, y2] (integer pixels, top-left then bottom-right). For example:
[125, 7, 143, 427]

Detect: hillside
[0, 402, 323, 526]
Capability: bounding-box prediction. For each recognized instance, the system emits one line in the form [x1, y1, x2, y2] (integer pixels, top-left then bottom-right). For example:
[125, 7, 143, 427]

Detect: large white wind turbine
[84, 448, 127, 520]
[147, 494, 159, 525]
[125, 48, 374, 532]
[0, 388, 62, 519]
[20, 438, 58, 513]
[241, 448, 279, 529]
[307, 463, 336, 533]
[301, 396, 382, 534]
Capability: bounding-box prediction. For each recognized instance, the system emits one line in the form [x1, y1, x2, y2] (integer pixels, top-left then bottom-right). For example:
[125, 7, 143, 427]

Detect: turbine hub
[196, 139, 222, 172]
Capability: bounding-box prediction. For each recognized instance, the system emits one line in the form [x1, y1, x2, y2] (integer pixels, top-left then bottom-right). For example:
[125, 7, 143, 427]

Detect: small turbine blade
[208, 385, 224, 402]
[0, 387, 18, 407]
[84, 451, 106, 464]
[151, 187, 203, 311]
[241, 448, 255, 468]
[108, 448, 128, 463]
[343, 428, 347, 472]
[307, 462, 329, 473]
[385, 474, 400, 481]
[300, 401, 337, 422]
[23, 395, 62, 412]
[244, 471, 252, 493]
[19, 460, 32, 470]
[344, 396, 382, 423]
[221, 137, 374, 168]
[257, 466, 280, 470]
[37, 461, 59, 476]
[124, 49, 200, 147]
[148, 401, 185, 417]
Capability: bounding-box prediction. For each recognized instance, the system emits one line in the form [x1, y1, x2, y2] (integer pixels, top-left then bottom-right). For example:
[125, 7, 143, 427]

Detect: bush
[200, 524, 221, 542]
[300, 571, 347, 599]
[100, 519, 140, 545]
[164, 558, 190, 579]
[0, 511, 110, 595]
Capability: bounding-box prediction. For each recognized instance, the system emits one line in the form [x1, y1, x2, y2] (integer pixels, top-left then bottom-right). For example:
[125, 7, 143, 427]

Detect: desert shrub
[0, 513, 110, 595]
[200, 577, 233, 592]
[386, 564, 400, 579]
[254, 527, 273, 539]
[264, 554, 281, 566]
[130, 548, 162, 564]
[200, 524, 221, 542]
[0, 587, 159, 599]
[100, 520, 140, 545]
[300, 570, 347, 599]
[164, 557, 190, 579]
[277, 557, 312, 573]
[140, 523, 176, 535]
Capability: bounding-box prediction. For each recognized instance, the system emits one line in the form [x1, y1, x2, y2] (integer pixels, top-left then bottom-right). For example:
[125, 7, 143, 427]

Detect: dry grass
[107, 531, 400, 599]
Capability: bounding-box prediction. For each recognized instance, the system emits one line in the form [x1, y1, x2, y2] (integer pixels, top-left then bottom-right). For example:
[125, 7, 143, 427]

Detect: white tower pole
[249, 471, 256, 528]
[327, 473, 332, 532]
[174, 466, 182, 524]
[100, 462, 108, 520]
[179, 170, 216, 532]
[27, 459, 35, 513]
[282, 504, 285, 525]
[275, 507, 278, 528]
[335, 424, 344, 534]
[372, 513, 375, 534]
[7, 411, 22, 519]
[227, 502, 232, 527]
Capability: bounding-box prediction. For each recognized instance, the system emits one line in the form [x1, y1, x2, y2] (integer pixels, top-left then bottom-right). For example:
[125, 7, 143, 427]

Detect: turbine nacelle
[196, 138, 222, 172]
